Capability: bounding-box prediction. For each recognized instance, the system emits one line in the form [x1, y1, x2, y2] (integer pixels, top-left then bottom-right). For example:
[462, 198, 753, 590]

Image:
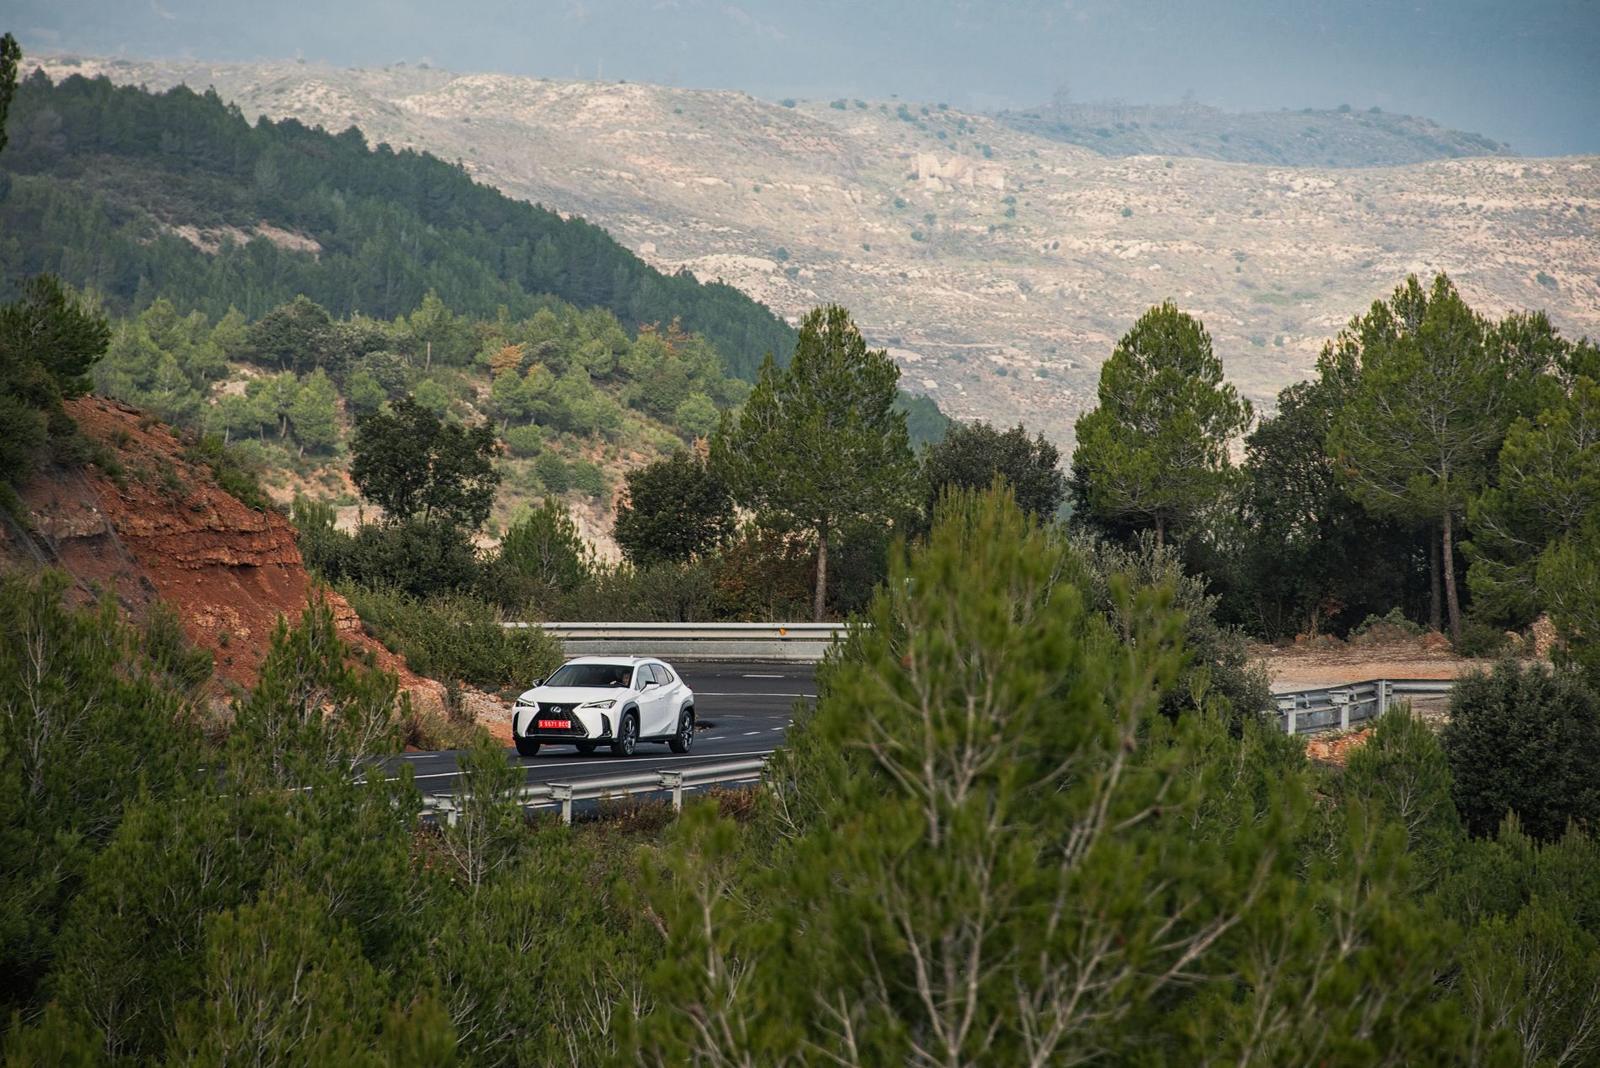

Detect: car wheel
[610, 712, 638, 757]
[575, 742, 597, 755]
[668, 708, 695, 753]
[514, 738, 540, 758]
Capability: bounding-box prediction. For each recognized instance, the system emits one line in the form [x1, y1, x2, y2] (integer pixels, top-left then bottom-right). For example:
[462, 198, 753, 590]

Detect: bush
[1454, 616, 1513, 659]
[1351, 607, 1424, 644]
[1064, 531, 1270, 725]
[317, 518, 482, 599]
[503, 424, 544, 457]
[570, 459, 606, 499]
[557, 560, 721, 623]
[534, 451, 570, 493]
[340, 585, 562, 693]
[1443, 663, 1600, 841]
[183, 433, 271, 510]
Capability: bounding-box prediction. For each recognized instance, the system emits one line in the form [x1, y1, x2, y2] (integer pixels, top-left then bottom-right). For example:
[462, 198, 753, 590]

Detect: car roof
[565, 655, 659, 665]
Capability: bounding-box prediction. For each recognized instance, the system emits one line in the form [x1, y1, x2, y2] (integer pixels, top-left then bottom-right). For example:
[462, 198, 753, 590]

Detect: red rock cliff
[2, 397, 445, 712]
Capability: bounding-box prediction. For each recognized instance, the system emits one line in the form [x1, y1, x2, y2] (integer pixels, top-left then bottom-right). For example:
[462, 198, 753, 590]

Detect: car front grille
[531, 703, 589, 738]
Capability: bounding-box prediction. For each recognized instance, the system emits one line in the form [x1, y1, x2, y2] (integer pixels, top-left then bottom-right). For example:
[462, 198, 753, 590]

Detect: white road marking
[743, 730, 761, 736]
[742, 673, 785, 678]
[696, 691, 816, 698]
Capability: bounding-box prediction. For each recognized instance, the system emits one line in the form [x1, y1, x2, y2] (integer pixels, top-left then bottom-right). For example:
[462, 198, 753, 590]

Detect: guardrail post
[550, 784, 574, 826]
[1377, 679, 1390, 717]
[435, 798, 458, 828]
[1285, 703, 1297, 735]
[659, 770, 685, 812]
[1335, 690, 1350, 732]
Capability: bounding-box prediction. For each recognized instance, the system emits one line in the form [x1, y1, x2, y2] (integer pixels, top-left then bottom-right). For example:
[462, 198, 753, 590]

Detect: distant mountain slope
[0, 70, 795, 381]
[996, 101, 1512, 167]
[26, 56, 1600, 445]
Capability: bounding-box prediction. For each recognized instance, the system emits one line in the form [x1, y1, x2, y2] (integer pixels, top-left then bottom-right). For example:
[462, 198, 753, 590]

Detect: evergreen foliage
[1325, 275, 1544, 639]
[1071, 301, 1251, 548]
[613, 450, 734, 567]
[0, 71, 795, 381]
[0, 275, 110, 488]
[712, 305, 917, 620]
[630, 487, 1469, 1064]
[350, 396, 500, 529]
[920, 419, 1064, 518]
[1442, 663, 1600, 841]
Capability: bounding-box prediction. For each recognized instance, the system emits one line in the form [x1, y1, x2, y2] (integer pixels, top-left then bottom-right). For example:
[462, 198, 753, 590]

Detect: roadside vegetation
[4, 488, 1600, 1063]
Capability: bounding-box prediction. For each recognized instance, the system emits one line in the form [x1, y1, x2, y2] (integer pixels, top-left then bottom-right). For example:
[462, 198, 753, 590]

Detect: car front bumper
[512, 703, 614, 741]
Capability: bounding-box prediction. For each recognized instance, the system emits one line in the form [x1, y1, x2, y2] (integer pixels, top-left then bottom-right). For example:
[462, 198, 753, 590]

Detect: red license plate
[536, 719, 571, 730]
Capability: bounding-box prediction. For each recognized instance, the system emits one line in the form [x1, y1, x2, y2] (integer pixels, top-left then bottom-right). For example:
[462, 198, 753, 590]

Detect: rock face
[3, 397, 446, 714]
[34, 56, 1600, 445]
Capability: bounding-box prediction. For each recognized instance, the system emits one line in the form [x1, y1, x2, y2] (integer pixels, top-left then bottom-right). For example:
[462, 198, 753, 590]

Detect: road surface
[390, 661, 816, 800]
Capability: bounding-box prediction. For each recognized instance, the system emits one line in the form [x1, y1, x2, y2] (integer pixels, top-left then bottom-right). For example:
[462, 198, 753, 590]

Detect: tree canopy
[1326, 274, 1541, 639]
[921, 419, 1064, 517]
[0, 70, 795, 381]
[613, 450, 735, 568]
[349, 396, 500, 529]
[1071, 301, 1251, 548]
[711, 304, 916, 619]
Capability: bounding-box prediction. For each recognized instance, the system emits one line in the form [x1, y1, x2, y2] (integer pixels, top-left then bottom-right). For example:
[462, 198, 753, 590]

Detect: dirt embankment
[2, 397, 446, 714]
[1254, 632, 1498, 692]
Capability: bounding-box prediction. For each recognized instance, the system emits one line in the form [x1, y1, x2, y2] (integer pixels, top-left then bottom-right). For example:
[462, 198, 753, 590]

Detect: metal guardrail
[502, 621, 850, 662]
[423, 756, 769, 826]
[1272, 678, 1455, 735]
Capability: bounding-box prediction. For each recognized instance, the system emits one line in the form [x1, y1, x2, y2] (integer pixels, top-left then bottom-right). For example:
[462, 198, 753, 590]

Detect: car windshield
[544, 663, 634, 689]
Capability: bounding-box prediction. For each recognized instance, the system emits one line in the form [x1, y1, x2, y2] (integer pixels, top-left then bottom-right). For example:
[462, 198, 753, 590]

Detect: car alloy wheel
[611, 712, 638, 757]
[669, 710, 694, 753]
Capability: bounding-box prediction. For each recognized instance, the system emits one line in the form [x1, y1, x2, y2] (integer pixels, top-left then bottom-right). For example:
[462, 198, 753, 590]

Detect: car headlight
[578, 699, 617, 710]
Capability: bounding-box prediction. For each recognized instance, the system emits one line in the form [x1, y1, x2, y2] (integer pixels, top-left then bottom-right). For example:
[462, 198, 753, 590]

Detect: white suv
[511, 656, 696, 758]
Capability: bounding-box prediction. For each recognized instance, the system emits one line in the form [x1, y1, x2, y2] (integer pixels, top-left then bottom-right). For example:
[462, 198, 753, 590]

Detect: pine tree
[1071, 302, 1251, 548]
[1327, 275, 1523, 639]
[711, 305, 915, 619]
[288, 367, 340, 456]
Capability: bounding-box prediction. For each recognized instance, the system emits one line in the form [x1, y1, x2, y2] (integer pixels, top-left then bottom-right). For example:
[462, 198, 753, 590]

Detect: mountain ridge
[30, 54, 1600, 444]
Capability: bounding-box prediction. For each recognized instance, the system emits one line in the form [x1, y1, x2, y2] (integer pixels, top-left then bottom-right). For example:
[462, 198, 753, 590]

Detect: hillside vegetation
[0, 69, 794, 380]
[997, 100, 1511, 166]
[32, 54, 1599, 445]
[0, 72, 946, 546]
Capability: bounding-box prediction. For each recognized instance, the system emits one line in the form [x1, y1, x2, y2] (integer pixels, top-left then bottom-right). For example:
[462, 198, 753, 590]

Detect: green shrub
[1454, 617, 1513, 659]
[1064, 531, 1271, 725]
[503, 424, 544, 457]
[184, 433, 270, 510]
[1443, 663, 1600, 841]
[570, 459, 606, 499]
[534, 451, 570, 493]
[340, 585, 562, 693]
[311, 519, 482, 599]
[1351, 607, 1424, 643]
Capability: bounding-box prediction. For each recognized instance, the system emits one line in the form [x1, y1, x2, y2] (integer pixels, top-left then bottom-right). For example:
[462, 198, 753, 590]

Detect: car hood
[515, 686, 635, 706]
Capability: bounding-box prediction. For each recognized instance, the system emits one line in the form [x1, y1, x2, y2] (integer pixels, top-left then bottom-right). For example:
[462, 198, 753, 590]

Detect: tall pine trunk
[1442, 510, 1462, 641]
[813, 527, 829, 623]
[1429, 529, 1442, 632]
[1154, 516, 1165, 552]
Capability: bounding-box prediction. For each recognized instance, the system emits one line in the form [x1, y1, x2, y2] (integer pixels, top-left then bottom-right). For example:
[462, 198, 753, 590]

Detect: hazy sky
[7, 0, 1598, 154]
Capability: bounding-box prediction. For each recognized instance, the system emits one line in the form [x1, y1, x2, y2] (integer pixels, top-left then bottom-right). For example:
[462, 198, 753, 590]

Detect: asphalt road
[390, 661, 816, 799]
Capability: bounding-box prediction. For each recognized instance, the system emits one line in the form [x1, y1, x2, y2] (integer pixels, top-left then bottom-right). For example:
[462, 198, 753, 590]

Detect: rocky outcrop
[3, 397, 446, 714]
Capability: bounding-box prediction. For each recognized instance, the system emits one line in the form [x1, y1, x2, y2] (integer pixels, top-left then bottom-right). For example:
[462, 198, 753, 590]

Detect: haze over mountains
[35, 54, 1600, 443]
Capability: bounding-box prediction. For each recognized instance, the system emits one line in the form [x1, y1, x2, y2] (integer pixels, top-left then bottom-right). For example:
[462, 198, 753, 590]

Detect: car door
[637, 664, 672, 737]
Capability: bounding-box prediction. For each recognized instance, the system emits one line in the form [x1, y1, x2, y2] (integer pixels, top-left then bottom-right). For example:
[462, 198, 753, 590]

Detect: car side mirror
[642, 679, 657, 689]
[530, 678, 542, 688]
